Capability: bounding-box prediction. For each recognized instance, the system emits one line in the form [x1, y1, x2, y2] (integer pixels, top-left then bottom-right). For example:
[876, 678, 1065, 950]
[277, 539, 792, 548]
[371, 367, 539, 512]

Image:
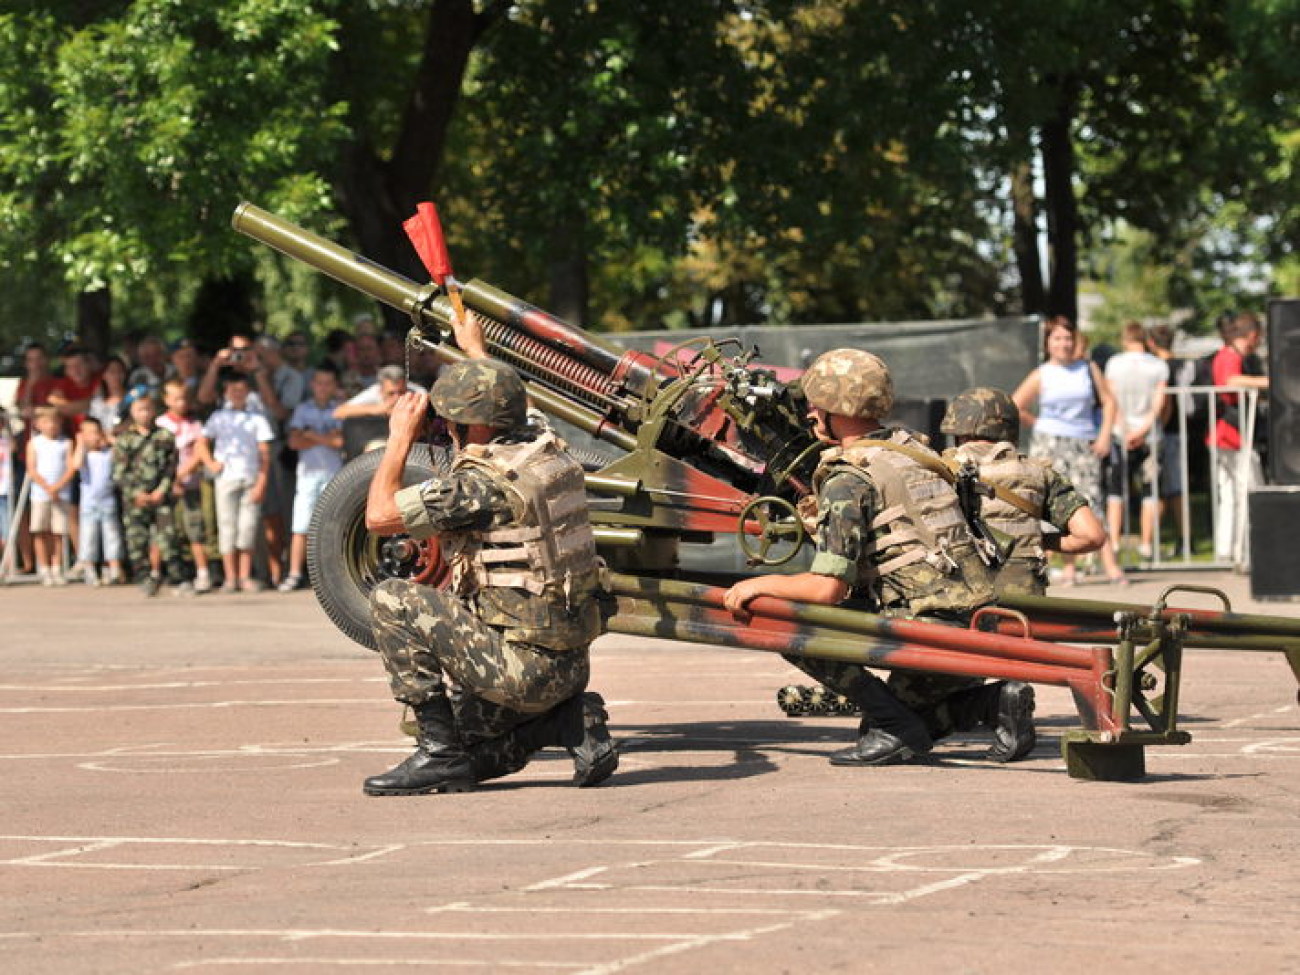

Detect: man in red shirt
[48, 346, 101, 430]
[1209, 312, 1269, 561]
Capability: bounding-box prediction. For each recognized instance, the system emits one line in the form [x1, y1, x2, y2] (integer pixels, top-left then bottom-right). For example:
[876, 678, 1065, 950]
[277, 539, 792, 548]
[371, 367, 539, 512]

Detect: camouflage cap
[430, 359, 528, 429]
[941, 386, 1019, 441]
[801, 348, 894, 419]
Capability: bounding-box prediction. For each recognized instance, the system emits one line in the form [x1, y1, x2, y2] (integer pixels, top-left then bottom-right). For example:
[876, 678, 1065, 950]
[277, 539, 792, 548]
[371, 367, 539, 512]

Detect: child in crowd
[25, 407, 75, 586]
[280, 365, 344, 591]
[113, 393, 187, 596]
[70, 417, 125, 585]
[0, 408, 15, 572]
[202, 373, 274, 592]
[157, 378, 214, 593]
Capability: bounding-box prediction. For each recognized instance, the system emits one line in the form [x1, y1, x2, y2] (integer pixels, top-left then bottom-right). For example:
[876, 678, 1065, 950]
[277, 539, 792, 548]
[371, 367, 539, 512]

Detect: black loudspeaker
[887, 397, 949, 449]
[1249, 487, 1300, 599]
[1267, 298, 1300, 485]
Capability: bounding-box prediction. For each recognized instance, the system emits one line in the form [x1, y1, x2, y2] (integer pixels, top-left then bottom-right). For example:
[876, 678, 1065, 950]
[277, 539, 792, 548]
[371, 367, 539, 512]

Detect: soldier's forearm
[365, 433, 413, 534]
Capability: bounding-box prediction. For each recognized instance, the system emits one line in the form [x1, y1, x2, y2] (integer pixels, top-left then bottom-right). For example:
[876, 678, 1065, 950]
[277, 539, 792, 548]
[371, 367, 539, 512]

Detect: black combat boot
[471, 692, 618, 787]
[363, 696, 476, 796]
[564, 692, 619, 787]
[986, 681, 1036, 763]
[828, 672, 932, 767]
[943, 680, 1037, 763]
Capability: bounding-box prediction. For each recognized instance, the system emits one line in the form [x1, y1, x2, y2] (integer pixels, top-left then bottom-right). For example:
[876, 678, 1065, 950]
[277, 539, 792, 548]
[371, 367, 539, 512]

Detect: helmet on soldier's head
[430, 359, 528, 429]
[801, 349, 894, 419]
[941, 386, 1020, 441]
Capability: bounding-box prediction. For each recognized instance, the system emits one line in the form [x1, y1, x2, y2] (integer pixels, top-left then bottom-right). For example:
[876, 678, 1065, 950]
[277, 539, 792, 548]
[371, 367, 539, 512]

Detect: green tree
[0, 1, 347, 354]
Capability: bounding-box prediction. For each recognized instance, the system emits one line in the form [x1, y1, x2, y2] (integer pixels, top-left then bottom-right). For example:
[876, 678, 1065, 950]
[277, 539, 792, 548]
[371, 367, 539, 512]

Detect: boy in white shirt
[202, 373, 274, 592]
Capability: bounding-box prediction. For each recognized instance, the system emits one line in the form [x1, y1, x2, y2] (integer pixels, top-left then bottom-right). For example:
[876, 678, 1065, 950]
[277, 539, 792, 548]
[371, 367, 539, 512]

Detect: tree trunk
[547, 214, 589, 327]
[76, 287, 112, 359]
[188, 275, 255, 351]
[1039, 82, 1080, 324]
[1010, 159, 1045, 316]
[336, 0, 505, 321]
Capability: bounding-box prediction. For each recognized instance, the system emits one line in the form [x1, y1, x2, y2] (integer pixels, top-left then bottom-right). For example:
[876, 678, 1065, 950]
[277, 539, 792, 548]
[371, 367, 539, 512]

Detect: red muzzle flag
[403, 201, 453, 284]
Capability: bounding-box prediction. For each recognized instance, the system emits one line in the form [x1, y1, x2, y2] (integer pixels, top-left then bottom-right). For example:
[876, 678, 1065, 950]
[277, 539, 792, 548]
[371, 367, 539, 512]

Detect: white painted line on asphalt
[1221, 704, 1295, 728]
[0, 699, 383, 714]
[427, 905, 812, 916]
[571, 910, 841, 975]
[523, 865, 613, 891]
[0, 677, 384, 692]
[170, 959, 584, 969]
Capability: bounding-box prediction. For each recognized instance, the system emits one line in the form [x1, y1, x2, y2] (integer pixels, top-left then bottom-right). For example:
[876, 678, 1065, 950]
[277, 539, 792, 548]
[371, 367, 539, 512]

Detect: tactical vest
[949, 440, 1050, 596]
[815, 429, 993, 615]
[442, 431, 603, 648]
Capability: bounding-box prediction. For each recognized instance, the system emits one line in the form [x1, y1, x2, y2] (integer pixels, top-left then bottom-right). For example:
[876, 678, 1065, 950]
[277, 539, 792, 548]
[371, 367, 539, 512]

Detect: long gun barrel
[232, 202, 822, 507]
[232, 203, 661, 439]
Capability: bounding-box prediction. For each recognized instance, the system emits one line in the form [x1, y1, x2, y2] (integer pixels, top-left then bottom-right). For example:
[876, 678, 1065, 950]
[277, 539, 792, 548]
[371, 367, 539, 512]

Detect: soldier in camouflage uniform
[941, 387, 1106, 597]
[361, 347, 616, 796]
[724, 350, 1037, 765]
[112, 392, 186, 596]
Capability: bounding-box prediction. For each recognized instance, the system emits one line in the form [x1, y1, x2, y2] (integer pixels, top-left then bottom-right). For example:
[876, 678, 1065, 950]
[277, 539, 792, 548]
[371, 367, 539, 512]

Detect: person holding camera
[197, 334, 288, 423]
[201, 372, 275, 592]
[198, 333, 292, 584]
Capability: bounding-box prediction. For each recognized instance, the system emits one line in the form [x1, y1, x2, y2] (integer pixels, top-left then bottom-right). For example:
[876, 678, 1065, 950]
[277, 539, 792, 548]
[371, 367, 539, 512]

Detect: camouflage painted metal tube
[999, 591, 1300, 640]
[608, 573, 1101, 669]
[606, 572, 1116, 731]
[981, 616, 1300, 652]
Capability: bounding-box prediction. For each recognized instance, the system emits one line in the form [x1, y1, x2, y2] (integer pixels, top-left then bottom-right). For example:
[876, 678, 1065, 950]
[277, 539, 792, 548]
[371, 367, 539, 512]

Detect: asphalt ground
[1, 568, 1297, 974]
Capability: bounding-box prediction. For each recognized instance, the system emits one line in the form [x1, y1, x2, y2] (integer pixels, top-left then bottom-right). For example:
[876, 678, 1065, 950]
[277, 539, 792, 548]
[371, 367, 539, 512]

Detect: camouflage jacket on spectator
[112, 427, 178, 498]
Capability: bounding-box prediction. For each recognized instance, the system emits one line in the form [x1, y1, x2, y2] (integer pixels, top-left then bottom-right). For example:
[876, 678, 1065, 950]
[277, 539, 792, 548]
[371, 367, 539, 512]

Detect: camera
[230, 350, 246, 365]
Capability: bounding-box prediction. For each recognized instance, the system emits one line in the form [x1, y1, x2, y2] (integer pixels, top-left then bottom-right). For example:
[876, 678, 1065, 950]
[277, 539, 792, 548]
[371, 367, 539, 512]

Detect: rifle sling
[865, 440, 1043, 520]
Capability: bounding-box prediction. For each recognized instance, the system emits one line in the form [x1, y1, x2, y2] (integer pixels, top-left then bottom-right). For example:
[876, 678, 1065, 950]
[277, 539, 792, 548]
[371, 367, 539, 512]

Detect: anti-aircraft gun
[232, 202, 820, 638]
[233, 202, 1300, 782]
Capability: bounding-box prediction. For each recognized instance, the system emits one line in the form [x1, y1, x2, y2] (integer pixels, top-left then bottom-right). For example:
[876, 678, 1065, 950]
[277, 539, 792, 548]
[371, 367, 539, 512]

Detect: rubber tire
[307, 443, 451, 650]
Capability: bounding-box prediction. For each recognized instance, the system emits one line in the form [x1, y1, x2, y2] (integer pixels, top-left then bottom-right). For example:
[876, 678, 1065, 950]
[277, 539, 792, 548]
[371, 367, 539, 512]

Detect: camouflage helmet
[801, 349, 894, 419]
[429, 359, 528, 429]
[941, 386, 1020, 441]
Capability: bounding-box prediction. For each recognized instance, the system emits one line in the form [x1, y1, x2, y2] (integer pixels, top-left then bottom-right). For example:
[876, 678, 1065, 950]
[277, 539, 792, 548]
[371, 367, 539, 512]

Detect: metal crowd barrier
[1114, 384, 1261, 572]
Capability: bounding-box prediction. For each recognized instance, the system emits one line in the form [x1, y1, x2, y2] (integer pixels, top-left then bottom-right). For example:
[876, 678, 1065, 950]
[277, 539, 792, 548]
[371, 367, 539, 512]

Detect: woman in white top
[1012, 316, 1128, 586]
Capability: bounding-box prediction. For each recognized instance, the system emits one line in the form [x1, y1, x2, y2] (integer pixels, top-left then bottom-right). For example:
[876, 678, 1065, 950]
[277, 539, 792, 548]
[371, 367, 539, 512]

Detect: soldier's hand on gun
[722, 577, 765, 616]
[388, 391, 429, 443]
[450, 308, 489, 359]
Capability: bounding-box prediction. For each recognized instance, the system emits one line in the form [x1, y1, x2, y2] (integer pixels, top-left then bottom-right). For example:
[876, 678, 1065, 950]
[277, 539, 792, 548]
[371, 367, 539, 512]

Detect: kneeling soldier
[940, 386, 1106, 597]
[362, 356, 616, 795]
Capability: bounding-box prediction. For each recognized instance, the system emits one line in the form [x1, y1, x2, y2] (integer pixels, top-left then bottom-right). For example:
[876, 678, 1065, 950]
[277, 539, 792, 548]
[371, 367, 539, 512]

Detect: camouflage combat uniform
[943, 439, 1089, 596]
[790, 426, 995, 736]
[371, 426, 605, 756]
[112, 426, 185, 585]
[939, 384, 1090, 598]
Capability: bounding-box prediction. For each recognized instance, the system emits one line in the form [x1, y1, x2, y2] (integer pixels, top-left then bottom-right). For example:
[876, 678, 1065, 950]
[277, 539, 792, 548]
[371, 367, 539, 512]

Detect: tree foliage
[0, 0, 347, 350]
[0, 0, 1296, 357]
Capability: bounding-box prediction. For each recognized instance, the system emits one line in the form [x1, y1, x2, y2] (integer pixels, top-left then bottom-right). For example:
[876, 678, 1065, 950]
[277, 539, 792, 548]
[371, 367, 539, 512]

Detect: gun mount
[233, 203, 1300, 782]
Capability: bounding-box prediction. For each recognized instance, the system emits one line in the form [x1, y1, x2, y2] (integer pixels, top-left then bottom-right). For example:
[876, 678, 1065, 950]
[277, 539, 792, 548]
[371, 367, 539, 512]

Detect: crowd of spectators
[0, 314, 441, 595]
[0, 309, 1272, 592]
[1013, 312, 1270, 576]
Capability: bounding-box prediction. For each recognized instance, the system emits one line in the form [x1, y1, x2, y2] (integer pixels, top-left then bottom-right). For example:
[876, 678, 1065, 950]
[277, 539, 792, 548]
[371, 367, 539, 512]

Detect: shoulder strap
[866, 439, 1042, 519]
